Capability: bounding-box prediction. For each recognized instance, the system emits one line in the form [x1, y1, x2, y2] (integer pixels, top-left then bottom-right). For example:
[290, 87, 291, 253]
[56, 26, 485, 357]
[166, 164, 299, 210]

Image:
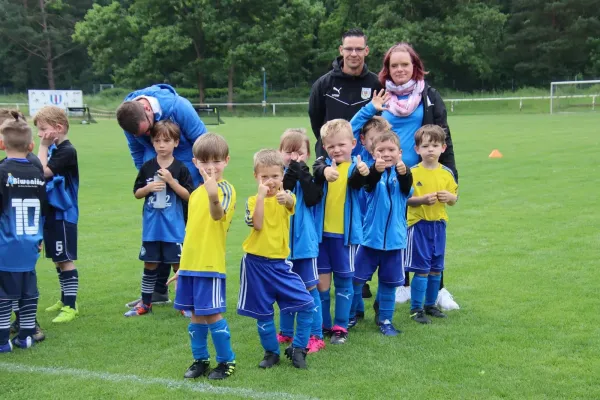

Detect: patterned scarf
[385, 79, 425, 117]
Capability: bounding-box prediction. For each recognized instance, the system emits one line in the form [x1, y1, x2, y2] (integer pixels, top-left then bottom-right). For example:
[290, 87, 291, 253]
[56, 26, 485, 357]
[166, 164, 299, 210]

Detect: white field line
[0, 362, 319, 400]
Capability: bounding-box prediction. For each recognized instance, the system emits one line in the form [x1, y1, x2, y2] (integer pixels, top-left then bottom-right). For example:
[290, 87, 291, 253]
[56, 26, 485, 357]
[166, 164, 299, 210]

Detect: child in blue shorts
[171, 133, 237, 380]
[238, 149, 314, 369]
[352, 131, 413, 335]
[276, 129, 324, 353]
[0, 113, 46, 351]
[312, 119, 369, 345]
[405, 125, 458, 324]
[125, 121, 193, 317]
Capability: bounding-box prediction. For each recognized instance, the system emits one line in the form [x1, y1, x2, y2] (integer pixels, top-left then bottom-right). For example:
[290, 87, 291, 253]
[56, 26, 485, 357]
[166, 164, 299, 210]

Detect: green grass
[1, 114, 600, 399]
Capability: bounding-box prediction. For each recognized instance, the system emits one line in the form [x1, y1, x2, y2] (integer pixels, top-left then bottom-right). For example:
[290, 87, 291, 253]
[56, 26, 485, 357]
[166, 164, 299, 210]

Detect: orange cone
[489, 149, 503, 158]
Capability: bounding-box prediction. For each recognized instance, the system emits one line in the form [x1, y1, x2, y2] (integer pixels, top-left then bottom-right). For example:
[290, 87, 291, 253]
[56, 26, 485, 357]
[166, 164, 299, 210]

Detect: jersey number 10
[11, 198, 41, 235]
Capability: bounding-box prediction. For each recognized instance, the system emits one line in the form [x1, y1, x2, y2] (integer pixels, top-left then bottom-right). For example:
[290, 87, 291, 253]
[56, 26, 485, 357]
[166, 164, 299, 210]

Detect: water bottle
[153, 173, 167, 209]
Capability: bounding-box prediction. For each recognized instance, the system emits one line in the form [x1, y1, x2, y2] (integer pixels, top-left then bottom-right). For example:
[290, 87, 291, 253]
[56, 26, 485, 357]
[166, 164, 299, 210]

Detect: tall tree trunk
[227, 64, 234, 112]
[39, 0, 55, 89]
[197, 72, 205, 104]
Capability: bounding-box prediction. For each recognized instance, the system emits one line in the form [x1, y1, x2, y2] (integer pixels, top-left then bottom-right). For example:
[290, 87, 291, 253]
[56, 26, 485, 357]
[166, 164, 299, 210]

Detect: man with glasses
[308, 28, 382, 158]
[117, 84, 207, 308]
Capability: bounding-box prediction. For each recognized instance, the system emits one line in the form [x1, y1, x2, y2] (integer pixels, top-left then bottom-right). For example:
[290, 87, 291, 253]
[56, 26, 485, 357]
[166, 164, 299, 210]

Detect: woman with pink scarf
[351, 42, 459, 311]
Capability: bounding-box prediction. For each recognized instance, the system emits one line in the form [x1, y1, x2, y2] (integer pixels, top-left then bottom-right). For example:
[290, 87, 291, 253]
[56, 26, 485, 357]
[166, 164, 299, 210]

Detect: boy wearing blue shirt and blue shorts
[238, 149, 314, 369]
[352, 131, 413, 335]
[405, 125, 458, 324]
[125, 121, 193, 317]
[0, 113, 46, 351]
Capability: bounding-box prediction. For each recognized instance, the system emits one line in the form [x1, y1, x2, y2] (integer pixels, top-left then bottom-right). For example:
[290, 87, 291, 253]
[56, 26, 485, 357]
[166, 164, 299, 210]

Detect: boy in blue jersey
[35, 106, 81, 323]
[405, 125, 458, 324]
[0, 113, 46, 352]
[312, 119, 369, 345]
[125, 121, 193, 317]
[168, 133, 237, 380]
[352, 131, 413, 335]
[276, 129, 325, 353]
[238, 149, 315, 369]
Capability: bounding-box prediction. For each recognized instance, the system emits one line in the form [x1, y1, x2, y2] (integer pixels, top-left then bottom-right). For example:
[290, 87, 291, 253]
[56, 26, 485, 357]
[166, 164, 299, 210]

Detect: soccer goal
[194, 106, 224, 125]
[550, 80, 600, 114]
[67, 107, 97, 124]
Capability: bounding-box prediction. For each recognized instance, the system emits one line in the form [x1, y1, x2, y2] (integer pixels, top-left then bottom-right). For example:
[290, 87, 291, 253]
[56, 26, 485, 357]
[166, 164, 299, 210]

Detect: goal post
[550, 80, 600, 114]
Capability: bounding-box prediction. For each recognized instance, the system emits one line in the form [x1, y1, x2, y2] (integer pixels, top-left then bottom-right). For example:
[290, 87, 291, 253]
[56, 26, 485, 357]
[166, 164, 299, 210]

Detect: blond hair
[0, 108, 26, 125]
[192, 133, 229, 161]
[371, 130, 401, 153]
[0, 111, 32, 152]
[320, 119, 353, 144]
[33, 105, 69, 132]
[415, 124, 446, 146]
[362, 116, 391, 138]
[253, 149, 284, 172]
[279, 128, 311, 157]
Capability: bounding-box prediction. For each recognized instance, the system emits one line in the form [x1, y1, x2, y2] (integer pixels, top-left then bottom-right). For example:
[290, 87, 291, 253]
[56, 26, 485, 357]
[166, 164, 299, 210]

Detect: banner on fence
[27, 90, 83, 116]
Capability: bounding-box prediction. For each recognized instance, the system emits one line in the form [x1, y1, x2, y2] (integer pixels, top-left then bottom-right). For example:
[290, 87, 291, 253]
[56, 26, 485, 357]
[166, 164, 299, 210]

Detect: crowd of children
[0, 96, 458, 379]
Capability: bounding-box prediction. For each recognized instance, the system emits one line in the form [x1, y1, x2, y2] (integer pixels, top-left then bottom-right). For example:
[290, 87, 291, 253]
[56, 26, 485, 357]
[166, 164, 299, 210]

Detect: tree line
[1, 0, 599, 101]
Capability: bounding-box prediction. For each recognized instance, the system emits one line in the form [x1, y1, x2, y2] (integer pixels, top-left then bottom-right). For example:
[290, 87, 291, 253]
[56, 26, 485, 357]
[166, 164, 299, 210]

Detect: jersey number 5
[11, 198, 41, 235]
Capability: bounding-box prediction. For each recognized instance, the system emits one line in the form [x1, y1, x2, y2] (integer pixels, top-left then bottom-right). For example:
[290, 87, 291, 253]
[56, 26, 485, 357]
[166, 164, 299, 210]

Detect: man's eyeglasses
[137, 112, 153, 137]
[342, 47, 366, 54]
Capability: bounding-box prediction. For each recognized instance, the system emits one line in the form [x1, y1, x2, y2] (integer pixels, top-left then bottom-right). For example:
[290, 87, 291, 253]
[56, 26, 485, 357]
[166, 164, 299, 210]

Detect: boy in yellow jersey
[312, 119, 369, 345]
[169, 133, 236, 380]
[238, 149, 315, 369]
[404, 125, 458, 324]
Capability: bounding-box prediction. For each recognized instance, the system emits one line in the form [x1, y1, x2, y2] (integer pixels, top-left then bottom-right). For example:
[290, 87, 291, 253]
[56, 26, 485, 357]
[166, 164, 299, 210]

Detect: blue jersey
[47, 140, 79, 224]
[0, 159, 46, 272]
[133, 158, 193, 243]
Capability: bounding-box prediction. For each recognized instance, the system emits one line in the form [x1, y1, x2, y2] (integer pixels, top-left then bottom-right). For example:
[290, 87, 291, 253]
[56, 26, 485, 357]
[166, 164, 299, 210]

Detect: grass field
[1, 114, 599, 399]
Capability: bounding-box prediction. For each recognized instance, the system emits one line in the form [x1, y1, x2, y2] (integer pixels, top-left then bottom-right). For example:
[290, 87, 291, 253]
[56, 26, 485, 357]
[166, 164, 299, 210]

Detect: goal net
[550, 80, 600, 114]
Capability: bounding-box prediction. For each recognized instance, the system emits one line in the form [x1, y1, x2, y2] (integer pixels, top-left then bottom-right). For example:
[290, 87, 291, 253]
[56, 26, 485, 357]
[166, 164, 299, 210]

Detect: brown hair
[33, 105, 69, 132]
[0, 109, 26, 125]
[378, 42, 427, 87]
[414, 124, 446, 146]
[279, 128, 311, 157]
[361, 116, 391, 138]
[0, 111, 33, 152]
[192, 133, 229, 161]
[253, 149, 284, 173]
[116, 101, 147, 134]
[320, 119, 353, 144]
[151, 120, 180, 142]
[371, 130, 401, 153]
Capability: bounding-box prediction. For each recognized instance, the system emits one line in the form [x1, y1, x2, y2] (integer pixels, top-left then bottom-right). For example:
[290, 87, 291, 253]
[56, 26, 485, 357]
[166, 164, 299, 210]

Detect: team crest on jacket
[361, 87, 372, 100]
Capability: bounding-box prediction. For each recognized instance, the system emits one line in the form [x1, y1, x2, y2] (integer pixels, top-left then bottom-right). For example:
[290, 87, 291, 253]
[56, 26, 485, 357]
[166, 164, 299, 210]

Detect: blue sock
[141, 268, 158, 305]
[61, 269, 78, 309]
[293, 309, 312, 348]
[425, 274, 442, 307]
[350, 283, 363, 319]
[209, 319, 235, 363]
[410, 275, 428, 311]
[319, 289, 331, 329]
[279, 311, 295, 338]
[333, 275, 353, 329]
[378, 283, 396, 323]
[357, 296, 365, 313]
[257, 319, 279, 355]
[188, 322, 209, 360]
[309, 288, 323, 338]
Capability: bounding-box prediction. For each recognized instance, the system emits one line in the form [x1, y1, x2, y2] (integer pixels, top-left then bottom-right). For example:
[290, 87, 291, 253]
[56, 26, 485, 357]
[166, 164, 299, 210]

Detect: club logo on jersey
[5, 173, 44, 188]
[361, 87, 372, 100]
[332, 86, 342, 97]
[416, 181, 423, 187]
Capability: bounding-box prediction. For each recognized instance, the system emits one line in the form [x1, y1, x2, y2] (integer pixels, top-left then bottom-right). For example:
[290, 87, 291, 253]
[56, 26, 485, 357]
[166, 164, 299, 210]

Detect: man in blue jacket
[117, 84, 207, 307]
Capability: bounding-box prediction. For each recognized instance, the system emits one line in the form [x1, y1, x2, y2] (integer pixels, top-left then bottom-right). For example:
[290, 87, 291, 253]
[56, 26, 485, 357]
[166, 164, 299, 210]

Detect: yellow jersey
[243, 193, 296, 259]
[408, 163, 458, 227]
[179, 180, 236, 278]
[323, 162, 349, 235]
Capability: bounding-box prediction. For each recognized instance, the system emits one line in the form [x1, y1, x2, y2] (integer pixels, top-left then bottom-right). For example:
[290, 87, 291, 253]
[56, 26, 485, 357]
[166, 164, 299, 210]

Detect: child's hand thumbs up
[396, 159, 407, 175]
[356, 155, 369, 176]
[325, 159, 340, 182]
[375, 151, 386, 172]
[276, 181, 291, 206]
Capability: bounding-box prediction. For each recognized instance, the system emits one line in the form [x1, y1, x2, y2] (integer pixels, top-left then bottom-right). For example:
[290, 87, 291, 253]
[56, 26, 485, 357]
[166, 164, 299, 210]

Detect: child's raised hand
[297, 152, 308, 163]
[324, 159, 339, 182]
[421, 193, 437, 206]
[374, 151, 386, 172]
[166, 270, 179, 286]
[436, 190, 454, 204]
[157, 168, 174, 184]
[276, 182, 290, 206]
[257, 178, 270, 197]
[39, 131, 57, 147]
[371, 89, 391, 112]
[199, 168, 218, 197]
[356, 155, 369, 176]
[396, 159, 407, 175]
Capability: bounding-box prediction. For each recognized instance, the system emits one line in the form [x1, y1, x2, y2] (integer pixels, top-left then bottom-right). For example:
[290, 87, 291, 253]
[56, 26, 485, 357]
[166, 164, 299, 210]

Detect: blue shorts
[174, 275, 226, 316]
[44, 219, 77, 263]
[237, 254, 314, 319]
[404, 220, 446, 274]
[317, 236, 357, 278]
[0, 270, 38, 300]
[354, 246, 405, 286]
[290, 258, 319, 287]
[139, 241, 182, 264]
